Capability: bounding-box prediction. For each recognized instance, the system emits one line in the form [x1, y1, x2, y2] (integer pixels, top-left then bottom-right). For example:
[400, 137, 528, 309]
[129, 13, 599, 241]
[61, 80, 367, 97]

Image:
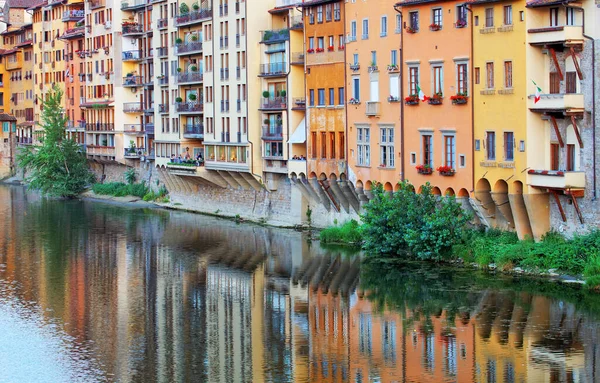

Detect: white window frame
[362, 18, 369, 40]
[454, 59, 469, 96]
[379, 125, 395, 168]
[357, 125, 371, 166]
[380, 15, 388, 37]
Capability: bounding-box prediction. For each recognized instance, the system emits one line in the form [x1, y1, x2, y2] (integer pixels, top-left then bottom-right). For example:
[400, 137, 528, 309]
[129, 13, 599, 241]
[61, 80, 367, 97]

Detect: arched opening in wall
[339, 172, 347, 181]
[511, 180, 524, 195]
[444, 188, 455, 197]
[356, 180, 364, 189]
[309, 171, 317, 179]
[365, 180, 373, 191]
[329, 173, 338, 182]
[493, 179, 509, 194]
[384, 182, 393, 192]
[394, 182, 401, 192]
[492, 179, 515, 229]
[417, 185, 423, 194]
[458, 188, 470, 198]
[289, 172, 298, 180]
[298, 172, 307, 181]
[431, 187, 442, 196]
[319, 172, 328, 181]
[475, 178, 492, 193]
[474, 178, 496, 223]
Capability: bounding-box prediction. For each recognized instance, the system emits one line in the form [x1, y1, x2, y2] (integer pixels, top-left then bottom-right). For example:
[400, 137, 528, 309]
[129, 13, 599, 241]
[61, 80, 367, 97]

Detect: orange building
[60, 24, 86, 144]
[302, 0, 349, 208]
[398, 0, 473, 197]
[345, 0, 404, 196]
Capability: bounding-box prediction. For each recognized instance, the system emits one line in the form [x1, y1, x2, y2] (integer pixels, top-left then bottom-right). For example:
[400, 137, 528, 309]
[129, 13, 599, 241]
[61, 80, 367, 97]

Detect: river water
[0, 185, 599, 383]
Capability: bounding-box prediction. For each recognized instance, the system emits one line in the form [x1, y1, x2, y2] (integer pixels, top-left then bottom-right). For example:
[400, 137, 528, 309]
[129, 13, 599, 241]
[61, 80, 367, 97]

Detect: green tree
[17, 85, 93, 198]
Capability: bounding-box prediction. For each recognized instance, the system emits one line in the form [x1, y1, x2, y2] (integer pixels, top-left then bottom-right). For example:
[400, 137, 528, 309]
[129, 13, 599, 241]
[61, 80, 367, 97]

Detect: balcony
[262, 125, 283, 140]
[292, 97, 306, 110]
[17, 137, 33, 145]
[122, 50, 142, 61]
[290, 15, 303, 30]
[122, 24, 143, 36]
[528, 25, 584, 47]
[529, 93, 584, 113]
[259, 62, 287, 77]
[146, 123, 154, 135]
[177, 72, 203, 84]
[528, 170, 585, 190]
[176, 102, 204, 114]
[62, 9, 84, 21]
[159, 104, 168, 113]
[261, 97, 287, 110]
[123, 76, 143, 87]
[261, 29, 289, 44]
[89, 0, 104, 9]
[156, 47, 168, 57]
[174, 8, 212, 27]
[123, 103, 142, 113]
[175, 41, 203, 55]
[291, 52, 304, 65]
[121, 0, 147, 10]
[157, 18, 168, 29]
[5, 59, 21, 71]
[365, 101, 380, 116]
[220, 68, 229, 80]
[183, 123, 204, 138]
[263, 159, 288, 174]
[158, 76, 169, 86]
[124, 147, 146, 159]
[87, 146, 116, 157]
[86, 123, 115, 132]
[123, 124, 145, 134]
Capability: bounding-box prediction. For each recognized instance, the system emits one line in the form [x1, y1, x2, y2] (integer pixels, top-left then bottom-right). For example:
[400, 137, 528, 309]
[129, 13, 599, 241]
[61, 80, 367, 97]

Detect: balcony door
[185, 89, 198, 104]
[268, 82, 286, 98]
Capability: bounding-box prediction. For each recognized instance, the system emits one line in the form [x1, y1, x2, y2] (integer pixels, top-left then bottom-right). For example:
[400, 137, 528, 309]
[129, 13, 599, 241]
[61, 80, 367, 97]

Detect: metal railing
[123, 76, 143, 86]
[123, 102, 143, 113]
[261, 29, 289, 44]
[262, 125, 283, 140]
[62, 10, 84, 20]
[175, 41, 203, 54]
[122, 50, 142, 60]
[177, 72, 203, 84]
[176, 102, 204, 113]
[123, 124, 143, 133]
[174, 8, 212, 26]
[259, 62, 287, 77]
[183, 124, 204, 136]
[261, 97, 286, 109]
[122, 24, 143, 35]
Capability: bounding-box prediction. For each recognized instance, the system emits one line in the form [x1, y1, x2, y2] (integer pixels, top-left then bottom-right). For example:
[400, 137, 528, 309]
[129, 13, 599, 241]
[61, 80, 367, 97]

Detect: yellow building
[471, 0, 535, 239]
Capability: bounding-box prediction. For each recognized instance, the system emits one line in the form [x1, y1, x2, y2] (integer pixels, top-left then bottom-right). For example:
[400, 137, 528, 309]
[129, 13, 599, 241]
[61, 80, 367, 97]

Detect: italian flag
[417, 84, 429, 102]
[532, 80, 542, 103]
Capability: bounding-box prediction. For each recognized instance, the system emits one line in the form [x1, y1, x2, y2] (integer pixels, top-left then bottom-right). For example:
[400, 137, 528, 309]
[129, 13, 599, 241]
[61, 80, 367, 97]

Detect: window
[566, 144, 575, 171]
[353, 53, 359, 65]
[504, 132, 514, 161]
[350, 21, 357, 40]
[380, 127, 395, 167]
[391, 50, 398, 66]
[457, 5, 467, 26]
[362, 19, 369, 39]
[317, 37, 324, 49]
[321, 132, 327, 158]
[566, 72, 577, 94]
[325, 4, 332, 22]
[485, 8, 494, 27]
[328, 35, 334, 48]
[409, 11, 419, 31]
[432, 65, 443, 95]
[550, 7, 559, 27]
[308, 37, 314, 50]
[550, 142, 559, 170]
[309, 89, 314, 106]
[352, 77, 360, 100]
[566, 7, 575, 25]
[357, 127, 370, 166]
[318, 88, 325, 105]
[311, 132, 317, 158]
[333, 3, 341, 21]
[409, 66, 419, 95]
[330, 132, 336, 158]
[422, 134, 433, 167]
[317, 6, 323, 23]
[486, 62, 494, 89]
[432, 8, 442, 27]
[503, 61, 513, 88]
[444, 135, 455, 168]
[474, 15, 479, 26]
[486, 131, 496, 160]
[329, 88, 334, 106]
[338, 87, 345, 105]
[396, 14, 402, 33]
[503, 5, 513, 25]
[390, 75, 400, 100]
[550, 72, 560, 94]
[457, 63, 468, 94]
[381, 16, 387, 37]
[371, 51, 377, 66]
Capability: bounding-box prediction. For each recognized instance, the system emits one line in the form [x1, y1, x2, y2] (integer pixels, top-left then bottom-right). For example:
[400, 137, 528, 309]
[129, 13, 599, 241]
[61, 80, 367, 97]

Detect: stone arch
[329, 173, 338, 181]
[309, 171, 317, 179]
[444, 187, 455, 196]
[289, 172, 298, 179]
[511, 180, 524, 195]
[431, 187, 442, 196]
[384, 182, 393, 192]
[339, 172, 347, 181]
[474, 178, 496, 228]
[475, 178, 492, 193]
[458, 188, 470, 198]
[298, 172, 307, 180]
[493, 179, 509, 194]
[394, 182, 401, 192]
[491, 179, 514, 230]
[318, 172, 328, 181]
[364, 180, 373, 191]
[355, 180, 363, 189]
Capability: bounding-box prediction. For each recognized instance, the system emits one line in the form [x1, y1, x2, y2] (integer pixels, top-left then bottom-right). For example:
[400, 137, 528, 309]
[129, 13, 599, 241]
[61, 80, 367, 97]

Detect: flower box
[338, 45, 345, 50]
[327, 46, 335, 52]
[315, 48, 324, 53]
[387, 64, 399, 72]
[450, 94, 468, 105]
[388, 96, 400, 102]
[348, 98, 361, 105]
[416, 165, 433, 174]
[428, 93, 443, 105]
[429, 23, 442, 31]
[405, 95, 419, 105]
[406, 27, 418, 34]
[455, 20, 467, 28]
[437, 166, 455, 176]
[350, 64, 360, 71]
[307, 48, 315, 53]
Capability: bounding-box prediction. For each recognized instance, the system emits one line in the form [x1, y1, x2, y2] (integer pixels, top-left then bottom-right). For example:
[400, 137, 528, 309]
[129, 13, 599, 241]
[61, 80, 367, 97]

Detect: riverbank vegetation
[320, 181, 600, 290]
[92, 182, 149, 198]
[17, 86, 93, 198]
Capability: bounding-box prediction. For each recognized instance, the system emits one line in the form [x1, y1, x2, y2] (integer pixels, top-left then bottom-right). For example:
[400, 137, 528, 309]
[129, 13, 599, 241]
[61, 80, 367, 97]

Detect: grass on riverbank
[92, 182, 149, 198]
[319, 220, 361, 245]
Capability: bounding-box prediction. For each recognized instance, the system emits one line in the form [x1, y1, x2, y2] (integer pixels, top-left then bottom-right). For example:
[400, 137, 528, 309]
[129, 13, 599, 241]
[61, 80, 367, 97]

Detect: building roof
[300, 0, 339, 8]
[526, 0, 577, 7]
[26, 0, 47, 10]
[0, 113, 17, 122]
[396, 0, 473, 6]
[6, 0, 39, 8]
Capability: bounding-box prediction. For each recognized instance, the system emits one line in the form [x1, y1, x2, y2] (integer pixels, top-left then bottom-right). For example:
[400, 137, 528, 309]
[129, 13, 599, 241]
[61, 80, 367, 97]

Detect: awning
[288, 118, 306, 144]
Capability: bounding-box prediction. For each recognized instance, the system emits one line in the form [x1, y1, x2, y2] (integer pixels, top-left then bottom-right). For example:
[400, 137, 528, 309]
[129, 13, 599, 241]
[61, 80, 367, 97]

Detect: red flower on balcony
[429, 23, 442, 31]
[405, 94, 419, 105]
[338, 45, 345, 50]
[437, 165, 455, 176]
[406, 26, 417, 33]
[450, 93, 469, 105]
[416, 164, 433, 174]
[315, 47, 324, 53]
[327, 46, 335, 52]
[307, 48, 315, 53]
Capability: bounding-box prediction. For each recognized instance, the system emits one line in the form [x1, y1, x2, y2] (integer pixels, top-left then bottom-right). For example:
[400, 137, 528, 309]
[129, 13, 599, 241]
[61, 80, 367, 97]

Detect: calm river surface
[1, 185, 600, 383]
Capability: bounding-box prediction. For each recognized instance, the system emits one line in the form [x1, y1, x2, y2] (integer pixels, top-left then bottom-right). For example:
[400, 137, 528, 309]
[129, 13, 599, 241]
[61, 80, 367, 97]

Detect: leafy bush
[584, 256, 600, 290]
[124, 168, 136, 184]
[92, 182, 148, 198]
[179, 3, 189, 14]
[360, 182, 471, 261]
[320, 220, 361, 245]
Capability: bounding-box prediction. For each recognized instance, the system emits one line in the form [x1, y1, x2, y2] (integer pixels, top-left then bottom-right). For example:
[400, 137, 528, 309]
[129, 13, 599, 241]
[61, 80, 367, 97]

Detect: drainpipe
[575, 5, 597, 200]
[393, 5, 405, 182]
[466, 3, 475, 193]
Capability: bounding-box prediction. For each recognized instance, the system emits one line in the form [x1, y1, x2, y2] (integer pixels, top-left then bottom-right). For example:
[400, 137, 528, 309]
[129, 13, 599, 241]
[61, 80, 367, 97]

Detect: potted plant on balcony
[437, 165, 455, 176]
[428, 92, 443, 105]
[387, 64, 399, 72]
[307, 48, 315, 53]
[192, 2, 199, 10]
[190, 34, 198, 42]
[450, 92, 469, 105]
[175, 37, 183, 45]
[263, 118, 270, 126]
[388, 95, 400, 102]
[188, 93, 197, 102]
[405, 94, 419, 105]
[175, 96, 183, 103]
[190, 65, 198, 72]
[327, 45, 335, 52]
[176, 67, 182, 73]
[416, 164, 432, 174]
[348, 97, 360, 105]
[262, 90, 270, 98]
[280, 90, 286, 98]
[179, 3, 189, 14]
[406, 26, 417, 33]
[368, 61, 378, 72]
[455, 19, 467, 28]
[429, 23, 442, 31]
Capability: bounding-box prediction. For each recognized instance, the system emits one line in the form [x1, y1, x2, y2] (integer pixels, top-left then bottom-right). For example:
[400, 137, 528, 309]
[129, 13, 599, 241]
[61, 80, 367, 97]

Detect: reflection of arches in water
[292, 252, 360, 296]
